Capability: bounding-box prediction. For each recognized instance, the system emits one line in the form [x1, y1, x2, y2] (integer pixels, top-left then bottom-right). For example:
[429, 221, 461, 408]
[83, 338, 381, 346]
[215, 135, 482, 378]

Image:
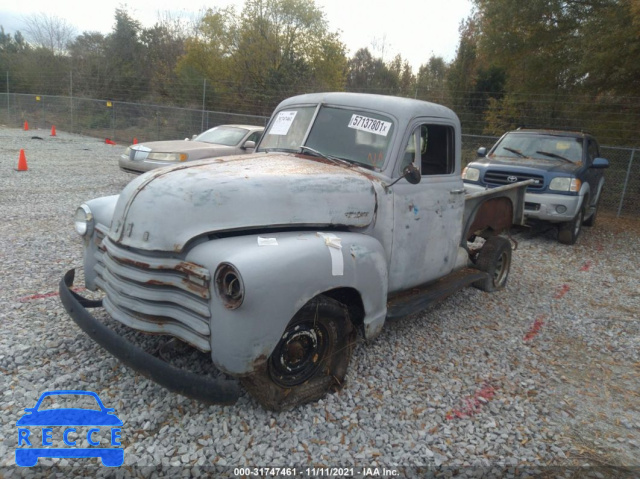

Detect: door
[389, 121, 465, 292]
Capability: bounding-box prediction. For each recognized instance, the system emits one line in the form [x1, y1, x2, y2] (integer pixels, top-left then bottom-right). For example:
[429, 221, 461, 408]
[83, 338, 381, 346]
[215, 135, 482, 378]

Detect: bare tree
[22, 13, 77, 54]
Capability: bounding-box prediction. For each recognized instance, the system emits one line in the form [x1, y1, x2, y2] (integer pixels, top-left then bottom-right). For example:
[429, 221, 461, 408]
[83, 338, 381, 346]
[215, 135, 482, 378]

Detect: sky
[0, 0, 473, 70]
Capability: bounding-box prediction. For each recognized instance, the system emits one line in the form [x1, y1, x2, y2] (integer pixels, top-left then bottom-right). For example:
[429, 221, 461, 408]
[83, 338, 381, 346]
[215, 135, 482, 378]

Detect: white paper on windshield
[348, 114, 391, 137]
[269, 111, 298, 135]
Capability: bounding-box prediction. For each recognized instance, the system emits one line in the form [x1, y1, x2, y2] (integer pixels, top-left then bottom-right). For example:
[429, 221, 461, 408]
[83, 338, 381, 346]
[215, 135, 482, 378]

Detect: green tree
[416, 56, 448, 103]
[178, 0, 346, 114]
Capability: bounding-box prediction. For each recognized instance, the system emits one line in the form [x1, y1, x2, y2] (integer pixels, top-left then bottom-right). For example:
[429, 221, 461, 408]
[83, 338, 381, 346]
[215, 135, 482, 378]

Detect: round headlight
[74, 204, 94, 237]
[462, 167, 480, 182]
[214, 263, 244, 309]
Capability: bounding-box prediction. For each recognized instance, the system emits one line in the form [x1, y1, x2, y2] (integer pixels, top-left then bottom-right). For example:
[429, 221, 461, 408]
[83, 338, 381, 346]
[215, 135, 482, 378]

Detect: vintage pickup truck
[60, 92, 530, 410]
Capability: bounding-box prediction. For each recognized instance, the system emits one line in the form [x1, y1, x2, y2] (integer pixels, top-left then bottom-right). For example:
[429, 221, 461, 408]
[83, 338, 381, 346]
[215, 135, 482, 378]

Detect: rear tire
[241, 295, 356, 411]
[558, 204, 584, 244]
[472, 236, 512, 292]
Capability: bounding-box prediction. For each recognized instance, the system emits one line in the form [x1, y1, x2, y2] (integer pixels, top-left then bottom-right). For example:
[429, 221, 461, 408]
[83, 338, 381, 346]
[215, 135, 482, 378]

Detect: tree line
[1, 0, 638, 145]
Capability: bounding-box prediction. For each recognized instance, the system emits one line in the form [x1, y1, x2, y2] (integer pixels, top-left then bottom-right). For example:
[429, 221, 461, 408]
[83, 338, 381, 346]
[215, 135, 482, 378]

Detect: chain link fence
[1, 93, 637, 219]
[0, 93, 269, 145]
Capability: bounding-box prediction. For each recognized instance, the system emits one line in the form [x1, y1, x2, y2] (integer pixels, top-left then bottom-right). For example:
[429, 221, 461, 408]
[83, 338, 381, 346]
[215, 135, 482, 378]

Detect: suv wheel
[583, 195, 600, 227]
[558, 205, 584, 245]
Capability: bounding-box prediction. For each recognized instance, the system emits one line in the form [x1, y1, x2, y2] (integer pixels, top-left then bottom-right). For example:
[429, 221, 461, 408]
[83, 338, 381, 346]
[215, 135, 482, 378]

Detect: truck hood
[474, 155, 580, 174]
[109, 153, 378, 252]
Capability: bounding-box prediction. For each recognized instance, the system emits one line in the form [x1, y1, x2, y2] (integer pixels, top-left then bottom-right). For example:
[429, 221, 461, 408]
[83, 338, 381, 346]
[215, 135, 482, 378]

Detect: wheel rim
[494, 250, 511, 286]
[269, 320, 329, 387]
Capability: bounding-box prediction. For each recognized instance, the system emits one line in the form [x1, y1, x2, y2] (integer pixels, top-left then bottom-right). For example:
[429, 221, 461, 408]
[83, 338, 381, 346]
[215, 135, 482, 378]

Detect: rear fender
[186, 231, 388, 376]
[463, 181, 531, 240]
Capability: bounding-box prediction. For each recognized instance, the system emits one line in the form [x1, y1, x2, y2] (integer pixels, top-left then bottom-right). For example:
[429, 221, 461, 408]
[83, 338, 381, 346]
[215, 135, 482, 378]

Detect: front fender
[186, 231, 388, 376]
[82, 195, 119, 290]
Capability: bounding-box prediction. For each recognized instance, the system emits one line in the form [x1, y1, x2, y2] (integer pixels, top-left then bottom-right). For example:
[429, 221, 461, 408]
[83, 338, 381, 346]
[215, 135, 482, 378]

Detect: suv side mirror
[477, 147, 487, 158]
[591, 157, 609, 169]
[403, 164, 421, 184]
[242, 140, 256, 150]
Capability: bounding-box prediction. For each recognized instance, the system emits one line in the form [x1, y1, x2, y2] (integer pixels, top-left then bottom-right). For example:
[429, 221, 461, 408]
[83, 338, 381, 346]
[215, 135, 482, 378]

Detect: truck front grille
[94, 236, 212, 352]
[484, 170, 545, 190]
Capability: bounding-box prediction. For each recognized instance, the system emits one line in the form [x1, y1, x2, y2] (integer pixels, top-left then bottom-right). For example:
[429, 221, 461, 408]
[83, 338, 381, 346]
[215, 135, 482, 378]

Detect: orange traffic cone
[133, 137, 138, 144]
[105, 138, 116, 145]
[51, 125, 57, 136]
[16, 149, 28, 171]
[23, 121, 29, 131]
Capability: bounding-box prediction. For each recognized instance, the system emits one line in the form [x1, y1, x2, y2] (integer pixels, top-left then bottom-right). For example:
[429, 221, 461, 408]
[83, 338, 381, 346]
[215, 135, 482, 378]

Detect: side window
[400, 124, 455, 176]
[419, 124, 454, 176]
[247, 131, 262, 143]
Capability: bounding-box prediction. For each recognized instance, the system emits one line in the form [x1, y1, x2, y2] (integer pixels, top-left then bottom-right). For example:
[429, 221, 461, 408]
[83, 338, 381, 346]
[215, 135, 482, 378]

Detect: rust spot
[118, 257, 151, 269]
[467, 197, 513, 240]
[251, 354, 269, 370]
[345, 211, 369, 219]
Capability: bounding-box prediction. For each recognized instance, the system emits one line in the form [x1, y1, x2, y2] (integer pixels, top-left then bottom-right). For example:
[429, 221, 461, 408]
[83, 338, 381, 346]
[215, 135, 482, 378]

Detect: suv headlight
[146, 152, 189, 162]
[74, 204, 94, 237]
[462, 167, 480, 181]
[549, 177, 581, 192]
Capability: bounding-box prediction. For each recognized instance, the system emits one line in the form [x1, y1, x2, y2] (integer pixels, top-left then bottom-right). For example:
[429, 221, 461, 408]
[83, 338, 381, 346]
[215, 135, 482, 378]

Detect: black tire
[472, 236, 512, 292]
[241, 295, 356, 411]
[558, 204, 585, 244]
[583, 195, 599, 227]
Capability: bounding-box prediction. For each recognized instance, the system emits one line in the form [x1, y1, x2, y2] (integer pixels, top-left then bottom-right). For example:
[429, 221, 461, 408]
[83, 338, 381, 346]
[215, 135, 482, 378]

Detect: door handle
[450, 188, 465, 195]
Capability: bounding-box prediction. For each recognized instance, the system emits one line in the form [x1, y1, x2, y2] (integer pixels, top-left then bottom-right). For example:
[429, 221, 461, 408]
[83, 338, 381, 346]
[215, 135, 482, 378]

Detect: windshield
[492, 133, 583, 163]
[194, 126, 248, 146]
[259, 105, 395, 169]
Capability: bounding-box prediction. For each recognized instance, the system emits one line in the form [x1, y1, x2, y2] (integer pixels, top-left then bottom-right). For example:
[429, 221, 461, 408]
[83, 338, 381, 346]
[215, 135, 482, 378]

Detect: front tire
[472, 236, 512, 292]
[558, 204, 584, 244]
[583, 195, 600, 227]
[241, 295, 356, 411]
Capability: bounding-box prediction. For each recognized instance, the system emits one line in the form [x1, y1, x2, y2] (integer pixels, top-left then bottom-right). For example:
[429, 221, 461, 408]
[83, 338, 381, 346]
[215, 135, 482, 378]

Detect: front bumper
[59, 268, 240, 405]
[118, 155, 159, 174]
[464, 183, 581, 223]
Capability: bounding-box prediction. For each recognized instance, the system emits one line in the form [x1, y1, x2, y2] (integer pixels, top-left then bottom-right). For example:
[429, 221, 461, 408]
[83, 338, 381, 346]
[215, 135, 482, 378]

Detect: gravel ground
[1, 126, 639, 478]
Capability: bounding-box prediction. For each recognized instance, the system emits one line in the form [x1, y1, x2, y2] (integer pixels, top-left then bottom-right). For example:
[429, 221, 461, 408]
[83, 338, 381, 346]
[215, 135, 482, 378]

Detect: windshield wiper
[299, 146, 352, 167]
[503, 147, 526, 157]
[535, 151, 573, 163]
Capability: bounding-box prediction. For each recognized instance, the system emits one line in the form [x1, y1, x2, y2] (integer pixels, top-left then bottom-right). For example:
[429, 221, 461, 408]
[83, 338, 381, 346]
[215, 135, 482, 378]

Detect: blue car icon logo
[16, 390, 123, 467]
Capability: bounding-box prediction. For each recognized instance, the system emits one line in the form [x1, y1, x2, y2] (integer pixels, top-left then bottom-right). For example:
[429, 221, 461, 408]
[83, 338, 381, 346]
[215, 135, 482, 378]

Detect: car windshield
[259, 105, 395, 169]
[492, 133, 583, 163]
[37, 394, 101, 411]
[194, 126, 248, 146]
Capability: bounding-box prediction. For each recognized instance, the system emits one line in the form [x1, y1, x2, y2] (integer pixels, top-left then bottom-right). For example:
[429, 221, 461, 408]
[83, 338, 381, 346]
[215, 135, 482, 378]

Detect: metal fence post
[617, 148, 635, 218]
[201, 79, 206, 133]
[6, 72, 9, 123]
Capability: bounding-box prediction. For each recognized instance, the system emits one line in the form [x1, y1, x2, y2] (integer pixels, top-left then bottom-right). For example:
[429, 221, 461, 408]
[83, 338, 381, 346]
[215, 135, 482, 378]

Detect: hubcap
[269, 321, 328, 387]
[494, 250, 510, 286]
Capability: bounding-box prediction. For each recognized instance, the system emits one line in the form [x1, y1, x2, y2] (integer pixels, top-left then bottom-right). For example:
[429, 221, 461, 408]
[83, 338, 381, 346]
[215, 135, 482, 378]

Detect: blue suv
[463, 129, 609, 244]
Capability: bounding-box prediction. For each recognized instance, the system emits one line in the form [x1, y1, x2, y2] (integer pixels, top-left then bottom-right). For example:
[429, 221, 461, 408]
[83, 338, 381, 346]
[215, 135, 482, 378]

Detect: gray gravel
[1, 126, 639, 477]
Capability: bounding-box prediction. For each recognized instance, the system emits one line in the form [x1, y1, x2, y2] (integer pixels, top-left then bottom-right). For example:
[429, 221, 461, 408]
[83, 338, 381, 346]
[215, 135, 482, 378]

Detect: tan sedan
[119, 124, 264, 174]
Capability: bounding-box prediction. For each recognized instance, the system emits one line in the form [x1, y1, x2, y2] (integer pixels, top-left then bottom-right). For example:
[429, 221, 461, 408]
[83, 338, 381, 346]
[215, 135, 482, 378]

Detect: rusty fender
[59, 269, 241, 405]
[463, 180, 533, 239]
[183, 231, 389, 376]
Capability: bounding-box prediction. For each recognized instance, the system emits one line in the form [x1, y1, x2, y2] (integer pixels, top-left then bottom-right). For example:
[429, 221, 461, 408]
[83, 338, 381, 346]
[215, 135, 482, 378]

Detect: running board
[386, 267, 489, 320]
